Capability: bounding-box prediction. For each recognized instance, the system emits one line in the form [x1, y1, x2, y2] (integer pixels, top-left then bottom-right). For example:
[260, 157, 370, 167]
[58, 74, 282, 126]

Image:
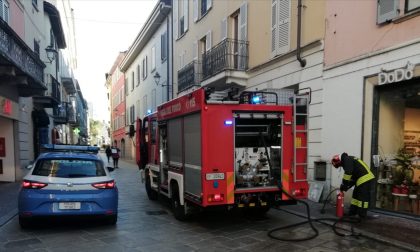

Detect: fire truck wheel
[145, 172, 158, 200]
[171, 187, 188, 221]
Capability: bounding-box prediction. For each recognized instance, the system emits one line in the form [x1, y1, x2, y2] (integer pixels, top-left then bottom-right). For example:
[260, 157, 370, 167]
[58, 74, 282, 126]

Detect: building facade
[107, 52, 127, 156]
[323, 0, 420, 215]
[0, 0, 84, 182]
[119, 0, 172, 161]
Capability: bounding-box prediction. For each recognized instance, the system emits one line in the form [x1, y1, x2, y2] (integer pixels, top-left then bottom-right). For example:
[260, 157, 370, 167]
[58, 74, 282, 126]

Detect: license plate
[206, 173, 225, 180]
[59, 202, 81, 210]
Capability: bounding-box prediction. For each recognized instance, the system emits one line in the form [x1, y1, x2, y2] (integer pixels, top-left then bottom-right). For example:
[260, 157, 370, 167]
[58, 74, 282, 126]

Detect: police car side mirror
[107, 166, 115, 172]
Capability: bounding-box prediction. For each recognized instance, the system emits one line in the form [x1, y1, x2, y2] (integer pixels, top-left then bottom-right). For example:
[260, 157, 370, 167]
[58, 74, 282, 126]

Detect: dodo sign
[378, 64, 414, 85]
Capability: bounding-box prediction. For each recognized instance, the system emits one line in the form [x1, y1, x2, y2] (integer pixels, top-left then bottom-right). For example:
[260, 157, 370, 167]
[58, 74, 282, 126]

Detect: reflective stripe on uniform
[355, 159, 375, 186]
[343, 174, 352, 181]
[351, 198, 369, 208]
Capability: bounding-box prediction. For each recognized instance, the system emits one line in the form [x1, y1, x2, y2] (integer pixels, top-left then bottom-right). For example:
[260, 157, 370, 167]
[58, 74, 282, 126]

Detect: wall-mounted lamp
[45, 46, 58, 63]
[153, 72, 161, 86]
[154, 71, 170, 87]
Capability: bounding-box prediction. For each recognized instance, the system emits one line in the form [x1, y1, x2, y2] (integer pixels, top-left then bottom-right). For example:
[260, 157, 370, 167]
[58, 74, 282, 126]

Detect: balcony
[0, 19, 45, 97]
[53, 102, 68, 124]
[33, 74, 61, 108]
[177, 60, 202, 92]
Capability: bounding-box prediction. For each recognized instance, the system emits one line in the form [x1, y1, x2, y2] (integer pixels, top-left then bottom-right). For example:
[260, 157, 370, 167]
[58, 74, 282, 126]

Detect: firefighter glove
[340, 184, 347, 192]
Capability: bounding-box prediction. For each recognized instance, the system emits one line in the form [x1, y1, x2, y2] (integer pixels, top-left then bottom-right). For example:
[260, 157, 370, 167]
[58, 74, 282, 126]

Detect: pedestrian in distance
[331, 153, 375, 218]
[111, 145, 121, 169]
[105, 145, 112, 163]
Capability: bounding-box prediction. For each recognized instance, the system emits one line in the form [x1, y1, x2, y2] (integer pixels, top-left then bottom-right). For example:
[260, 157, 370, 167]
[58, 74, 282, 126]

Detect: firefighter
[331, 153, 375, 218]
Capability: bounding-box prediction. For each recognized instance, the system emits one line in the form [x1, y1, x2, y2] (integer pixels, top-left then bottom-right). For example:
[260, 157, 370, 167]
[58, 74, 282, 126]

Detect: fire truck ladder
[292, 91, 309, 182]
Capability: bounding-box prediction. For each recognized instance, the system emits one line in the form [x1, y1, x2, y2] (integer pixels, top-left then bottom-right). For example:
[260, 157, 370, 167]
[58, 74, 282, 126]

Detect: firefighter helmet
[331, 154, 341, 168]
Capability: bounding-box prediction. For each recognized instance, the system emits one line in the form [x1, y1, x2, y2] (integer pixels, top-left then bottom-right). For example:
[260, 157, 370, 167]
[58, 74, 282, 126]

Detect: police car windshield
[32, 159, 106, 178]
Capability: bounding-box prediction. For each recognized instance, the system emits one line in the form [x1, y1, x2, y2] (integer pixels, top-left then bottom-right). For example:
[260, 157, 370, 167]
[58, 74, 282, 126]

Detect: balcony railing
[202, 38, 248, 81]
[0, 19, 44, 88]
[177, 60, 202, 92]
[53, 102, 68, 124]
[45, 74, 60, 102]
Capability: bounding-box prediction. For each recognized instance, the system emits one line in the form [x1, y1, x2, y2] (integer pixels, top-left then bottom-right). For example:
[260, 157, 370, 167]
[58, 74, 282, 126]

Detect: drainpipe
[167, 11, 171, 101]
[297, 0, 306, 67]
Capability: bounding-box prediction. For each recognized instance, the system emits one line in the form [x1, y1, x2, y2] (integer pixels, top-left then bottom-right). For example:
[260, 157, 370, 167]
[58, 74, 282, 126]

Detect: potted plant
[391, 148, 415, 195]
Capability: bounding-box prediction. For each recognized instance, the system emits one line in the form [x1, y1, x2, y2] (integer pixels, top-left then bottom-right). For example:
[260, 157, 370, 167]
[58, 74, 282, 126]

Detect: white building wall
[248, 44, 325, 185]
[125, 13, 172, 161]
[323, 39, 420, 190]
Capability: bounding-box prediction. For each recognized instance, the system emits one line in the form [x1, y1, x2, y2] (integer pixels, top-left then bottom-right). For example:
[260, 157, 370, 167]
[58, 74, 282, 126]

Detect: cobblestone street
[0, 153, 412, 252]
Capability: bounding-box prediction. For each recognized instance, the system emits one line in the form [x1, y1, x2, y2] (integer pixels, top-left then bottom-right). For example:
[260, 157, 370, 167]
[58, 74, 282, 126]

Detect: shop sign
[378, 64, 415, 85]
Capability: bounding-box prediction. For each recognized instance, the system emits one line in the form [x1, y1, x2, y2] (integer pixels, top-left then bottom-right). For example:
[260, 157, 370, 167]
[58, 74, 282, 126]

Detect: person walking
[331, 153, 375, 218]
[111, 145, 121, 169]
[105, 145, 112, 163]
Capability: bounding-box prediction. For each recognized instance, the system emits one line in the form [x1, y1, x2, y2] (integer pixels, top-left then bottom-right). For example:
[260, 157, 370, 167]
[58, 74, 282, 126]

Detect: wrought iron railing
[45, 75, 60, 102]
[0, 19, 44, 85]
[202, 38, 248, 80]
[53, 102, 68, 124]
[177, 60, 202, 92]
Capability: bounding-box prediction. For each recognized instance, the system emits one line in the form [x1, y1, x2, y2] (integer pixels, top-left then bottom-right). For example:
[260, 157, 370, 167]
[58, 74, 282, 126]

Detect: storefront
[364, 63, 420, 215]
[0, 96, 19, 182]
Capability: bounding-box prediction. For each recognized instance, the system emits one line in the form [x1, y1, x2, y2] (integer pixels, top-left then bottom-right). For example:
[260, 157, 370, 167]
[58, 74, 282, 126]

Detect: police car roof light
[41, 144, 100, 154]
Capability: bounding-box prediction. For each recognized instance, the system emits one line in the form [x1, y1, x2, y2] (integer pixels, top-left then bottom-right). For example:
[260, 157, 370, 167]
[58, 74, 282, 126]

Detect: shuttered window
[377, 0, 398, 24]
[0, 0, 10, 24]
[271, 0, 290, 57]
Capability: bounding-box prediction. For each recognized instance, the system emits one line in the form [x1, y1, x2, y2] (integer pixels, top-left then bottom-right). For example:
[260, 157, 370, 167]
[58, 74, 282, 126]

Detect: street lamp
[45, 46, 58, 63]
[153, 71, 171, 102]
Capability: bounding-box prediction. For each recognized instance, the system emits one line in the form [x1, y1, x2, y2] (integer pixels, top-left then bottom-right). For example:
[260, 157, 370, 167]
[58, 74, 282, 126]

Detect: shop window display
[375, 84, 420, 215]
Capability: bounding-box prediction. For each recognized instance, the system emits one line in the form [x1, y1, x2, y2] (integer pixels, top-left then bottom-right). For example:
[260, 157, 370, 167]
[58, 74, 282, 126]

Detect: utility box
[314, 161, 326, 181]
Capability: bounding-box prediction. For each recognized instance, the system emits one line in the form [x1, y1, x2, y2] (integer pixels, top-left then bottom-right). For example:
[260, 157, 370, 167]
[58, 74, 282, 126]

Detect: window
[34, 39, 40, 56]
[406, 0, 420, 13]
[0, 0, 9, 23]
[33, 159, 105, 178]
[142, 56, 148, 80]
[131, 71, 134, 91]
[193, 0, 212, 22]
[32, 0, 38, 9]
[130, 105, 135, 124]
[143, 95, 148, 117]
[151, 46, 156, 71]
[136, 100, 141, 117]
[174, 0, 189, 38]
[152, 89, 156, 110]
[271, 0, 289, 57]
[377, 0, 398, 24]
[161, 31, 167, 61]
[137, 64, 141, 86]
[124, 78, 128, 96]
[50, 29, 55, 47]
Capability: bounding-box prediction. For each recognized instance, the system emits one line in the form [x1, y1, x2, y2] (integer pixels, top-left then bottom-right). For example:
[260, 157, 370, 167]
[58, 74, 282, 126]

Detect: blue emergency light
[224, 120, 233, 125]
[252, 96, 261, 104]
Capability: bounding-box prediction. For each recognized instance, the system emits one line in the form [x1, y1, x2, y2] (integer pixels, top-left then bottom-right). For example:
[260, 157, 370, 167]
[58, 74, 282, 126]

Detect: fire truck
[136, 87, 309, 220]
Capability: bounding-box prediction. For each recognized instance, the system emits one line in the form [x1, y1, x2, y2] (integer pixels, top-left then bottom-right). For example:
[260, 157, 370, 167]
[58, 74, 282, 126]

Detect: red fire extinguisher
[336, 191, 344, 218]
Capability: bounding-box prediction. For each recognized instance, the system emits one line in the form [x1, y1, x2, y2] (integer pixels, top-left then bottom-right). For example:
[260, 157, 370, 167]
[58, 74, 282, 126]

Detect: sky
[70, 0, 158, 122]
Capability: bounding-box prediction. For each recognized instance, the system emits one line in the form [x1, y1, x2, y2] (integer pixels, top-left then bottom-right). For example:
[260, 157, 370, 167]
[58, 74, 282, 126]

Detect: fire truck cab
[137, 88, 309, 220]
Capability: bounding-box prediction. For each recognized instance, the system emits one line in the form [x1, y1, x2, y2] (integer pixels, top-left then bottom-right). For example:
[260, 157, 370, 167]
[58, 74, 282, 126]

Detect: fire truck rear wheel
[145, 171, 158, 200]
[171, 187, 188, 221]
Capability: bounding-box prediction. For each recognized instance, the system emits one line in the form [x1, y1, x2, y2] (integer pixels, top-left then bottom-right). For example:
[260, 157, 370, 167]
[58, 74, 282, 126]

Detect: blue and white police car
[18, 145, 118, 227]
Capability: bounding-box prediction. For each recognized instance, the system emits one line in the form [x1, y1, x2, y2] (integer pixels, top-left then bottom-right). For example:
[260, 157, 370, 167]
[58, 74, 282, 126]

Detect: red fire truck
[136, 88, 309, 220]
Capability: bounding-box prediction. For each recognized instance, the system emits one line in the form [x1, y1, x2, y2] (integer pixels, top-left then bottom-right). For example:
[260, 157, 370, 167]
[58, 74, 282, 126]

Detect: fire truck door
[184, 113, 202, 198]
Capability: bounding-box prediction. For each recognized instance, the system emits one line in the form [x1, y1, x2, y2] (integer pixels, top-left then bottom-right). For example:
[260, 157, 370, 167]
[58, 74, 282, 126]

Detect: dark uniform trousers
[341, 155, 375, 218]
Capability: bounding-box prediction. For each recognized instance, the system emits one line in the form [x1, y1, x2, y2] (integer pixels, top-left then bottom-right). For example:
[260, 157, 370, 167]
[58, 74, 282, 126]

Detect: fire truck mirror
[139, 143, 148, 170]
[129, 125, 135, 137]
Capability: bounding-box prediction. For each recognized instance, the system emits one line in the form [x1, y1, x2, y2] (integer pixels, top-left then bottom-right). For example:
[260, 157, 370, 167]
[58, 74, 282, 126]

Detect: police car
[18, 144, 118, 227]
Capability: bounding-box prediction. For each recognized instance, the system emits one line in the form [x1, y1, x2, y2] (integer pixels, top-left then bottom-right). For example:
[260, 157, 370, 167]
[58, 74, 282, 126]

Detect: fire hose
[267, 189, 362, 242]
[258, 130, 361, 241]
